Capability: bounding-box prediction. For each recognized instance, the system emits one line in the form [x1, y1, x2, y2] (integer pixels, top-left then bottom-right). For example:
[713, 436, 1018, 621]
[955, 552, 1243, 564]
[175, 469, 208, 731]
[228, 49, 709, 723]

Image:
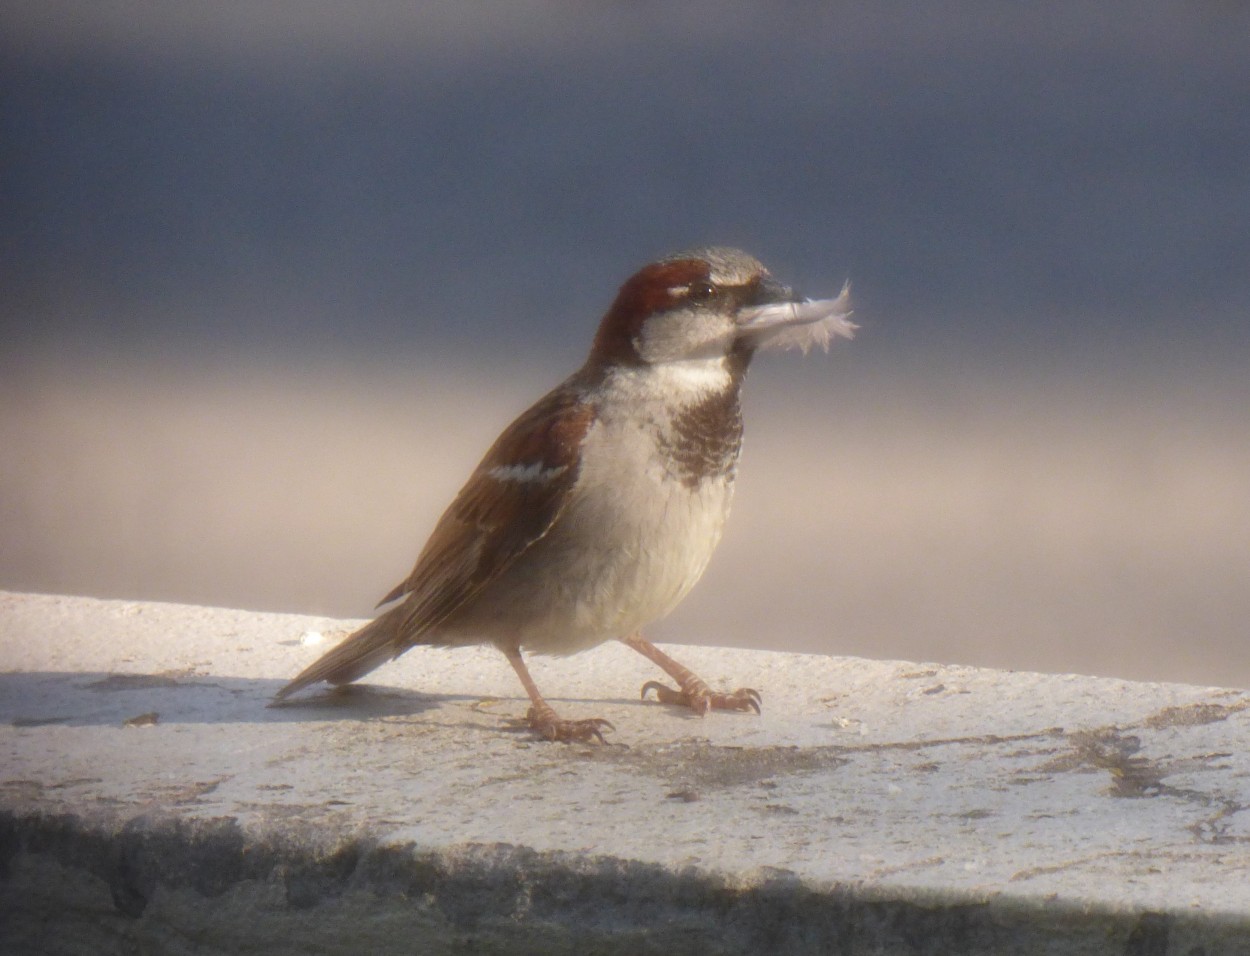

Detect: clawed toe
[527, 706, 614, 743]
[641, 681, 762, 716]
[640, 680, 689, 707]
[725, 687, 763, 714]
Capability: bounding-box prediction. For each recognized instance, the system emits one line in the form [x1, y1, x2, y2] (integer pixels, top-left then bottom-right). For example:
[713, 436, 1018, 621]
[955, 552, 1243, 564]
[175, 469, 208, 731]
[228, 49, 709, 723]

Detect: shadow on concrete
[0, 671, 460, 728]
[0, 671, 661, 730]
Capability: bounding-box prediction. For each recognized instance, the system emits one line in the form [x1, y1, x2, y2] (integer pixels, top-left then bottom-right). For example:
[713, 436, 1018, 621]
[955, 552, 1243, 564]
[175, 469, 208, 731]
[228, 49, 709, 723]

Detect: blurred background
[3, 2, 1248, 686]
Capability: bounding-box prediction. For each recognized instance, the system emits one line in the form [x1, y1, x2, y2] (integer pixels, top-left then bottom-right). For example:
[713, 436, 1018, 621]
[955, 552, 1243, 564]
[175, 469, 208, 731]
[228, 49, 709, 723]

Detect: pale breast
[445, 403, 740, 654]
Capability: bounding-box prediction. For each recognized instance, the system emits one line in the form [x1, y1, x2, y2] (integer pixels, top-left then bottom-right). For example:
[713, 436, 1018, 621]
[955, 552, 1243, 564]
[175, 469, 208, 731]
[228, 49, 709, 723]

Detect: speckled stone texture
[2, 591, 1249, 954]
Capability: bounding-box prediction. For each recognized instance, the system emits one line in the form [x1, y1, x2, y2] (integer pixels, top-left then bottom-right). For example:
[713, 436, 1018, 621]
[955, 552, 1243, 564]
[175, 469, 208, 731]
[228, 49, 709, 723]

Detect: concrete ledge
[2, 591, 1249, 954]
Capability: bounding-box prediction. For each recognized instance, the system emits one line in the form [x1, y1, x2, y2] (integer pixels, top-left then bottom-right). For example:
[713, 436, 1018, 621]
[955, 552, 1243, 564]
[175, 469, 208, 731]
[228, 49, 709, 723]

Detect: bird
[275, 247, 854, 742]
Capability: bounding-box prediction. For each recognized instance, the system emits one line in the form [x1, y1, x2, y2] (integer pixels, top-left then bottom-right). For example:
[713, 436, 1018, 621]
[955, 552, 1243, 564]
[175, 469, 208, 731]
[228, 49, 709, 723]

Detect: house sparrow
[276, 247, 854, 742]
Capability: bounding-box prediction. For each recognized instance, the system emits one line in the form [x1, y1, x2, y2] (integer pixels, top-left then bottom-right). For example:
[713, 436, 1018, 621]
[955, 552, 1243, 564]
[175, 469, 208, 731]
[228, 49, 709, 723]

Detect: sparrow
[276, 247, 854, 742]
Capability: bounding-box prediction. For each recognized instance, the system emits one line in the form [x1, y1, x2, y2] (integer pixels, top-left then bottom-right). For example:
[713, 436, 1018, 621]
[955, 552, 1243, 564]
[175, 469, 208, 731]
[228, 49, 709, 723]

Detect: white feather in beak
[737, 282, 855, 353]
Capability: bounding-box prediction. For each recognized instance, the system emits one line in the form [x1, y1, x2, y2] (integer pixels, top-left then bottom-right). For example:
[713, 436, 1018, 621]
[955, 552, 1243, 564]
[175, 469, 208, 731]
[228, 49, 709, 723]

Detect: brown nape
[588, 258, 711, 367]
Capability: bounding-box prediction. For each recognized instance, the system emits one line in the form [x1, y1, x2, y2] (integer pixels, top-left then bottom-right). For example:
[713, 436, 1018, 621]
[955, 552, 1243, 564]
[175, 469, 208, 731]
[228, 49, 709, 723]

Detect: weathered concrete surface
[1, 590, 1249, 954]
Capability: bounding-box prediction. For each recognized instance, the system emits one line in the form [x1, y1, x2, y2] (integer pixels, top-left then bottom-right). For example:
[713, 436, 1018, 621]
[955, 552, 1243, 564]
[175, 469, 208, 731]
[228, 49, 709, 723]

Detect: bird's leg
[501, 646, 613, 743]
[621, 633, 761, 716]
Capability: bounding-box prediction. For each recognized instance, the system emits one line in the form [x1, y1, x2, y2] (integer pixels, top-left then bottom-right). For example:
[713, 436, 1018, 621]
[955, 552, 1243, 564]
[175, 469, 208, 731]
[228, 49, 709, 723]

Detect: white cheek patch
[488, 462, 569, 484]
[737, 283, 856, 353]
[635, 308, 736, 365]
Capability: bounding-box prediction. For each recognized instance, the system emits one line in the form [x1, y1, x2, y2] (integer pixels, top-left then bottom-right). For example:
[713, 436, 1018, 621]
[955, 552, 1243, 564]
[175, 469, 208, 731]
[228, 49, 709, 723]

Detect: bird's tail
[274, 603, 411, 699]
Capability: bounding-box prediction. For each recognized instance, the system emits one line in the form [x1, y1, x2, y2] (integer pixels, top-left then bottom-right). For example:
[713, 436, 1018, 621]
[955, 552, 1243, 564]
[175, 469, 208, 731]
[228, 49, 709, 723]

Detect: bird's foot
[641, 679, 761, 716]
[526, 704, 614, 743]
[622, 633, 761, 718]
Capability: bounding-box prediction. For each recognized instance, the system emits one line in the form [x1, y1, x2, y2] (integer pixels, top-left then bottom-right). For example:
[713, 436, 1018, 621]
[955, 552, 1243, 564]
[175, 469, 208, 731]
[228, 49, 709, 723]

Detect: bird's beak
[735, 279, 856, 353]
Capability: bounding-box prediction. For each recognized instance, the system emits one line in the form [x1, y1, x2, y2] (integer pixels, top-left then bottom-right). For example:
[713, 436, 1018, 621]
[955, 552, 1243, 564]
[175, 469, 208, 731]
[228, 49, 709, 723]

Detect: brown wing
[376, 380, 597, 647]
[274, 378, 598, 699]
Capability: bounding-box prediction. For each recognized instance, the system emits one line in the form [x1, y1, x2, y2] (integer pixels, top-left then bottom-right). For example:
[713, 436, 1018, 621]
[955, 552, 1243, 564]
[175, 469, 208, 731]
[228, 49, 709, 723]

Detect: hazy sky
[4, 4, 1249, 685]
[5, 1, 1249, 366]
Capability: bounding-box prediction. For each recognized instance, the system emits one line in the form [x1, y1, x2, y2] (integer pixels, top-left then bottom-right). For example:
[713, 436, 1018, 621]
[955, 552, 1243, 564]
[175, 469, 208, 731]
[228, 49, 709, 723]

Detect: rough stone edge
[3, 809, 1248, 956]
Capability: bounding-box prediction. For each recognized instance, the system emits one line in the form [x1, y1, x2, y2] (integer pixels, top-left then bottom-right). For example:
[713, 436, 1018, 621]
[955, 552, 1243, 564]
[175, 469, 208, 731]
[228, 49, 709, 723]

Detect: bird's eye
[686, 281, 715, 302]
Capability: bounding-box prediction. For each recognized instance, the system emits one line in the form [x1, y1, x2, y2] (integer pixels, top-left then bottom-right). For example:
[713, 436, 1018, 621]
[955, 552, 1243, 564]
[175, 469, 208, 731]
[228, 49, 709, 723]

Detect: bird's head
[588, 246, 854, 372]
